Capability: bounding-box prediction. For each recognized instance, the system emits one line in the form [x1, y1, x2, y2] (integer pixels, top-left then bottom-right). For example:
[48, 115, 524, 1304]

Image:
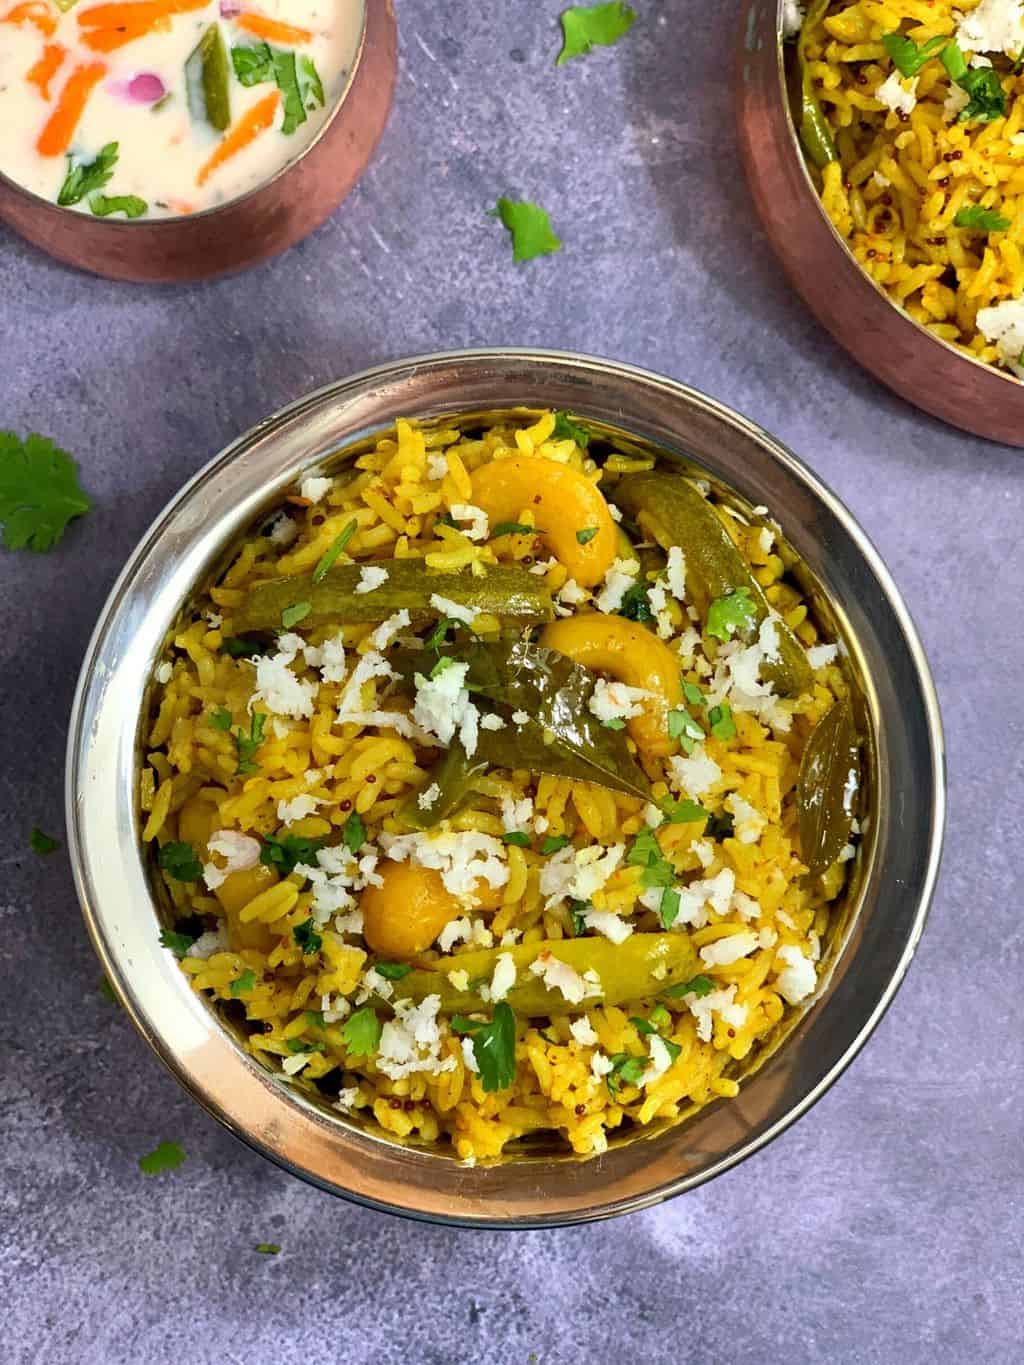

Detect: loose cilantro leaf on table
[0, 432, 93, 552]
[138, 1141, 186, 1176]
[159, 926, 197, 957]
[551, 411, 590, 447]
[489, 197, 562, 263]
[30, 827, 59, 855]
[341, 1006, 381, 1056]
[255, 1243, 281, 1255]
[706, 586, 757, 641]
[293, 918, 323, 956]
[159, 841, 202, 882]
[90, 193, 148, 219]
[556, 3, 637, 66]
[261, 833, 325, 876]
[281, 600, 311, 629]
[452, 1002, 516, 1092]
[954, 205, 1011, 232]
[312, 518, 358, 583]
[57, 141, 118, 207]
[235, 711, 267, 774]
[881, 32, 947, 79]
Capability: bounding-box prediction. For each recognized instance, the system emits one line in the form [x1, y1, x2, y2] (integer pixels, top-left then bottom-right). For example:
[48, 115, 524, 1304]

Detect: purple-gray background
[2, 3, 1021, 1362]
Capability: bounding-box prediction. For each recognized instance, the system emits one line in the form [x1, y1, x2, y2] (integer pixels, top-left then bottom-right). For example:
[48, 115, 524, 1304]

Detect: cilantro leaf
[618, 582, 653, 622]
[231, 43, 323, 134]
[576, 526, 599, 545]
[941, 43, 1007, 122]
[940, 41, 968, 82]
[551, 411, 591, 446]
[0, 432, 92, 552]
[502, 830, 532, 847]
[287, 1037, 325, 1054]
[255, 1243, 280, 1255]
[649, 1003, 670, 1029]
[260, 833, 325, 876]
[452, 1002, 516, 1092]
[312, 518, 358, 583]
[298, 53, 325, 112]
[230, 969, 256, 997]
[159, 926, 197, 957]
[708, 701, 737, 742]
[706, 587, 757, 641]
[274, 49, 309, 134]
[662, 1037, 682, 1064]
[90, 193, 148, 219]
[425, 616, 459, 651]
[341, 1006, 381, 1057]
[605, 1050, 645, 1097]
[221, 636, 266, 659]
[489, 197, 562, 263]
[158, 841, 202, 882]
[660, 797, 710, 825]
[667, 706, 704, 749]
[57, 141, 118, 207]
[541, 834, 571, 854]
[342, 811, 366, 855]
[138, 1140, 186, 1176]
[602, 716, 626, 730]
[235, 711, 267, 774]
[626, 828, 675, 888]
[630, 1015, 656, 1035]
[658, 886, 680, 929]
[954, 205, 1011, 232]
[374, 962, 412, 980]
[682, 681, 705, 707]
[30, 827, 59, 855]
[491, 521, 539, 538]
[556, 3, 637, 66]
[232, 42, 274, 85]
[292, 918, 322, 956]
[210, 707, 233, 731]
[663, 974, 715, 999]
[568, 898, 589, 936]
[881, 31, 947, 78]
[281, 600, 311, 629]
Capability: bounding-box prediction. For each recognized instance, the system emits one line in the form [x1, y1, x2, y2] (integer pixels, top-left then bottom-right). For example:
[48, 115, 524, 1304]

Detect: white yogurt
[0, 0, 364, 217]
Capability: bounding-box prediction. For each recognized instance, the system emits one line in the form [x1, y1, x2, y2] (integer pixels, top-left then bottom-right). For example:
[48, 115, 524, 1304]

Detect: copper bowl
[0, 1, 396, 284]
[736, 0, 1024, 445]
[66, 350, 945, 1227]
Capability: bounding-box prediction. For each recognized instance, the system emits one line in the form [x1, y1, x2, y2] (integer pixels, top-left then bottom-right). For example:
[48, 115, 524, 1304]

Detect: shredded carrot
[2, 1, 58, 37]
[36, 60, 107, 157]
[235, 12, 314, 44]
[197, 89, 280, 187]
[27, 43, 67, 100]
[80, 23, 155, 51]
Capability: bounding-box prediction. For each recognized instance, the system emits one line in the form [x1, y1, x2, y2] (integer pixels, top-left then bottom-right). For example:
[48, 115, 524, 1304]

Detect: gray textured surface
[1, 2, 1021, 1362]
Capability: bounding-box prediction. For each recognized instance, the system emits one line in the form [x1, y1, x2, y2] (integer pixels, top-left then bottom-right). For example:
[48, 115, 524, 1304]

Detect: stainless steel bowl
[736, 0, 1024, 445]
[0, 1, 396, 284]
[66, 349, 945, 1227]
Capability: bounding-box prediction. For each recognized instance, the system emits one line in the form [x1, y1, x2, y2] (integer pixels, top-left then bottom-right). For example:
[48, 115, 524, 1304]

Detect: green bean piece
[796, 0, 838, 170]
[797, 698, 860, 877]
[186, 24, 232, 133]
[612, 472, 812, 697]
[392, 935, 701, 1015]
[231, 561, 554, 633]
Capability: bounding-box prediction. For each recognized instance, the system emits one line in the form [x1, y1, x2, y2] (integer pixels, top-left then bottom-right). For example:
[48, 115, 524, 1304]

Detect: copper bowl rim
[761, 0, 1021, 396]
[65, 348, 946, 1227]
[0, 0, 368, 230]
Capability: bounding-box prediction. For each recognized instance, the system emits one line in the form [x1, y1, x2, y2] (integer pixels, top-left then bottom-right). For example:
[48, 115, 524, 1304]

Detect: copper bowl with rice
[66, 349, 944, 1227]
[736, 0, 1024, 445]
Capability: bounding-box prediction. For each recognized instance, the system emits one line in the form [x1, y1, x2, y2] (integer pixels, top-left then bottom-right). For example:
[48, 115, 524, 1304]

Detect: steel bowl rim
[65, 346, 945, 1228]
[0, 0, 368, 230]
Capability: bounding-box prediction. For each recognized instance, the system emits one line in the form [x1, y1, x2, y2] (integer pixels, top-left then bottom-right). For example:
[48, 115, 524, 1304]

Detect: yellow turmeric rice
[794, 0, 1024, 377]
[142, 410, 861, 1162]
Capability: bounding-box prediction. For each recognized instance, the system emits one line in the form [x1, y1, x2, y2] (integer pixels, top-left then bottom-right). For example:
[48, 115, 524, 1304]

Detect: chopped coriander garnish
[489, 196, 562, 263]
[658, 886, 680, 929]
[649, 1003, 670, 1029]
[605, 1050, 645, 1097]
[941, 41, 1007, 123]
[426, 616, 459, 651]
[255, 1243, 280, 1255]
[667, 706, 704, 751]
[540, 834, 571, 854]
[280, 600, 311, 629]
[630, 1015, 656, 1036]
[159, 926, 197, 958]
[954, 205, 1011, 233]
[232, 43, 324, 135]
[57, 141, 117, 207]
[491, 521, 539, 538]
[430, 654, 458, 679]
[235, 711, 267, 775]
[292, 918, 322, 956]
[660, 796, 710, 825]
[618, 582, 653, 622]
[551, 411, 591, 446]
[158, 841, 202, 882]
[880, 31, 947, 79]
[626, 828, 674, 888]
[451, 1002, 516, 1091]
[342, 811, 366, 855]
[232, 42, 275, 85]
[287, 1037, 325, 1054]
[502, 830, 532, 847]
[663, 974, 715, 999]
[706, 586, 757, 641]
[90, 193, 148, 219]
[374, 962, 412, 980]
[568, 898, 589, 936]
[576, 526, 599, 545]
[260, 833, 325, 876]
[0, 431, 93, 552]
[341, 1006, 381, 1057]
[556, 3, 637, 66]
[602, 717, 626, 730]
[708, 701, 737, 742]
[230, 969, 256, 997]
[138, 1140, 186, 1176]
[662, 1037, 682, 1064]
[221, 636, 265, 659]
[312, 517, 358, 583]
[682, 681, 705, 707]
[30, 827, 59, 855]
[210, 707, 233, 731]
